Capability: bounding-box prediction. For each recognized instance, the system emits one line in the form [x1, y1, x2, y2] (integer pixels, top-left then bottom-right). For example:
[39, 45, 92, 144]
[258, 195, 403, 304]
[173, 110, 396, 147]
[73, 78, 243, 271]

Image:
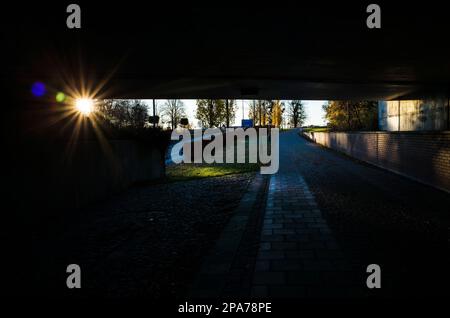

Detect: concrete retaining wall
[22, 140, 164, 212]
[303, 131, 450, 193]
[378, 99, 450, 131]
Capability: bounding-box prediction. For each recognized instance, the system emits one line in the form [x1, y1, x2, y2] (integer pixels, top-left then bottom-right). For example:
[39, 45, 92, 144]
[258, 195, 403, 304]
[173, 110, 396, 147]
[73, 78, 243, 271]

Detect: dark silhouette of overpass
[5, 3, 450, 101]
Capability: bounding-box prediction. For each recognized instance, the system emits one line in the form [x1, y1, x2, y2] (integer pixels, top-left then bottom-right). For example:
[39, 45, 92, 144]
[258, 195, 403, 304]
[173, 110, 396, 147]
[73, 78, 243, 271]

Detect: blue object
[31, 82, 46, 97]
[241, 119, 253, 128]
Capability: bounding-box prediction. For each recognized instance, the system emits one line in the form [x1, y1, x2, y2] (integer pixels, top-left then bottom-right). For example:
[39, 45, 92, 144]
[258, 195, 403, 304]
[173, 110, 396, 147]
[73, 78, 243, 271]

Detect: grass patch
[166, 163, 259, 182]
[164, 132, 277, 183]
[302, 127, 329, 133]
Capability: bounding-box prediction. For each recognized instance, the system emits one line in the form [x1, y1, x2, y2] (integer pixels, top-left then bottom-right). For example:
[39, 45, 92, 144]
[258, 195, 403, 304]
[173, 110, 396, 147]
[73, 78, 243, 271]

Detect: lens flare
[31, 82, 46, 97]
[75, 98, 94, 115]
[56, 92, 66, 103]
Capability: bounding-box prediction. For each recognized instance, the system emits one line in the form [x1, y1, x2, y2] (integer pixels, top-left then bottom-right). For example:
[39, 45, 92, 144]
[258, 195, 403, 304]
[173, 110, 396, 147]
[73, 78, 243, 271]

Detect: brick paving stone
[254, 260, 270, 272]
[257, 250, 285, 260]
[192, 130, 364, 298]
[270, 242, 298, 250]
[251, 129, 360, 298]
[251, 286, 269, 297]
[190, 174, 268, 297]
[269, 285, 307, 298]
[253, 272, 285, 285]
[270, 259, 303, 271]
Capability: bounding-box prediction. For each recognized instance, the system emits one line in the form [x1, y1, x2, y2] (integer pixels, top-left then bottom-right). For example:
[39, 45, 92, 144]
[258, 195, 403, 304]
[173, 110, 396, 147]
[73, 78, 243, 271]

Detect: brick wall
[303, 131, 450, 193]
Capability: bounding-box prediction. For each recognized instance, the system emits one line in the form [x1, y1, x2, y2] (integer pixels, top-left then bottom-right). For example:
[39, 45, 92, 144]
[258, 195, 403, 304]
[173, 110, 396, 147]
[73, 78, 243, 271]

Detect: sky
[143, 99, 328, 128]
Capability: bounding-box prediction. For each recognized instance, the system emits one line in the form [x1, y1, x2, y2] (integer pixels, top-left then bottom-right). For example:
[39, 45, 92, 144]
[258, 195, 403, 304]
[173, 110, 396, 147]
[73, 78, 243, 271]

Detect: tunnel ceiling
[5, 3, 450, 100]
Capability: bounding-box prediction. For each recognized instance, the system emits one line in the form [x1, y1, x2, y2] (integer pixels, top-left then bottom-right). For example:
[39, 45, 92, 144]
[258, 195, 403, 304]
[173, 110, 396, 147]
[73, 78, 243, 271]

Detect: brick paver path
[192, 128, 448, 299]
[251, 129, 360, 298]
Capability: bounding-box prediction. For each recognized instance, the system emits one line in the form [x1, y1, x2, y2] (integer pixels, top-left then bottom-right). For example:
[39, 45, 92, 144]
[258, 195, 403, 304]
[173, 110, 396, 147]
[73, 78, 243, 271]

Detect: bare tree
[96, 99, 149, 129]
[160, 99, 186, 130]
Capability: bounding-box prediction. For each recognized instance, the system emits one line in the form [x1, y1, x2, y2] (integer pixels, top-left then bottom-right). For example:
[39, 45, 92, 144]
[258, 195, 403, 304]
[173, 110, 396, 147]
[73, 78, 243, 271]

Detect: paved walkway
[192, 129, 360, 298]
[192, 129, 449, 299]
[33, 129, 449, 299]
[251, 130, 358, 298]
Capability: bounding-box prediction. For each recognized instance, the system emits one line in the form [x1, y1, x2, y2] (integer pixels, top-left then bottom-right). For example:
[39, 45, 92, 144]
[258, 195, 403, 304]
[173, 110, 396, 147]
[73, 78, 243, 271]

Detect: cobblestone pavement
[32, 173, 255, 298]
[197, 129, 448, 300]
[251, 130, 361, 298]
[190, 174, 268, 297]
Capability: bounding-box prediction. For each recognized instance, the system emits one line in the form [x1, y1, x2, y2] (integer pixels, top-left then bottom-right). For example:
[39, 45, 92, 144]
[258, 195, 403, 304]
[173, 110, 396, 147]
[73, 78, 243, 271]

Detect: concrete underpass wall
[303, 131, 450, 193]
[378, 99, 450, 131]
[23, 140, 165, 213]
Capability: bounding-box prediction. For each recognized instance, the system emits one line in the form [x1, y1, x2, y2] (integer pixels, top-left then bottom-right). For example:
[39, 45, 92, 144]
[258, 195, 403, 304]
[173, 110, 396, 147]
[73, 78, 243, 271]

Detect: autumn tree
[323, 101, 378, 131]
[160, 99, 186, 130]
[249, 100, 259, 125]
[266, 100, 274, 126]
[271, 100, 284, 127]
[248, 100, 272, 126]
[287, 100, 307, 128]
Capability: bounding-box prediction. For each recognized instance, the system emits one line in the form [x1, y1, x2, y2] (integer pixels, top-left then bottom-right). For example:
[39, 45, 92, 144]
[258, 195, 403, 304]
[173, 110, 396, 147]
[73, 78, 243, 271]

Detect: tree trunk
[152, 99, 156, 128]
[225, 99, 230, 128]
[259, 101, 262, 126]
